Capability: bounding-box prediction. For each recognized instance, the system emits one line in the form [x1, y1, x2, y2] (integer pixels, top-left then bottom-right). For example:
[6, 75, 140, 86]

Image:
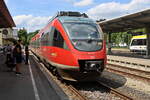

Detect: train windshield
[63, 22, 103, 51]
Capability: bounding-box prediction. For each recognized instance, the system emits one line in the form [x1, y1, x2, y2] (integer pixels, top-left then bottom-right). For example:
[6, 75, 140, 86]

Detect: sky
[4, 0, 150, 32]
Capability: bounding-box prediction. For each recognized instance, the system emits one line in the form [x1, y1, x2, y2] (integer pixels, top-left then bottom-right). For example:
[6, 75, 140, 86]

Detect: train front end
[57, 15, 106, 81]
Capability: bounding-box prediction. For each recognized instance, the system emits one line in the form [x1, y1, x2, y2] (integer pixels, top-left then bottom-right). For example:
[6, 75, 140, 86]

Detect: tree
[18, 28, 39, 45]
[109, 27, 145, 48]
[18, 28, 28, 45]
[27, 30, 39, 44]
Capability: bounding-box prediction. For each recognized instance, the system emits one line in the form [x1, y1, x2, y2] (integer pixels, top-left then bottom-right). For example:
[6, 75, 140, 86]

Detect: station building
[99, 9, 150, 58]
[0, 0, 16, 46]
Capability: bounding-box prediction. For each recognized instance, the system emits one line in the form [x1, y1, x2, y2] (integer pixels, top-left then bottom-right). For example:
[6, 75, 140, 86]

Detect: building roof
[98, 9, 150, 33]
[0, 0, 16, 28]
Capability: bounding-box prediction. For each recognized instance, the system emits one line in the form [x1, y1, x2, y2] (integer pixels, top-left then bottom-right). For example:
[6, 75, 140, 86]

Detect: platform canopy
[0, 0, 15, 28]
[98, 9, 150, 33]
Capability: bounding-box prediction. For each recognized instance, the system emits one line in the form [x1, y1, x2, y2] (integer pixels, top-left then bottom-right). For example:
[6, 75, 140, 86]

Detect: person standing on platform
[6, 44, 12, 63]
[14, 40, 22, 75]
[25, 45, 29, 65]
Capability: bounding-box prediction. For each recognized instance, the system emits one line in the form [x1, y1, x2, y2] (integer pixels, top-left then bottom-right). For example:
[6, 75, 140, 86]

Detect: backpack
[13, 44, 21, 56]
[12, 46, 17, 56]
[7, 46, 12, 52]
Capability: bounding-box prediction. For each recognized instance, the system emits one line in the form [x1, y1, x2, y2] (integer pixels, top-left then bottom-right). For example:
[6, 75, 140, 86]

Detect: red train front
[30, 11, 106, 81]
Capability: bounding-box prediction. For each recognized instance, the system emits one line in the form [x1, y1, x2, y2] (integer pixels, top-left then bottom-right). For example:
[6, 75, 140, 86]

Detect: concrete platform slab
[0, 53, 65, 100]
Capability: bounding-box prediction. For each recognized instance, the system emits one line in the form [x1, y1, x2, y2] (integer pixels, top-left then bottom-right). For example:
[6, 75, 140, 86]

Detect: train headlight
[84, 61, 102, 71]
[90, 63, 96, 68]
[79, 60, 104, 72]
[97, 41, 103, 46]
[85, 62, 96, 68]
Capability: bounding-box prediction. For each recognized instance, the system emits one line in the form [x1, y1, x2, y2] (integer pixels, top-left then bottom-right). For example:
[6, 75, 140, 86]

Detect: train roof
[57, 16, 95, 24]
[47, 11, 94, 24]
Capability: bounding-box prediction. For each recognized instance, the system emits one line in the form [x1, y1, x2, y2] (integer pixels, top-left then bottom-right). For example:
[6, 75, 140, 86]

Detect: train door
[53, 28, 64, 48]
[44, 32, 49, 58]
[38, 38, 42, 56]
[45, 26, 54, 61]
[50, 27, 64, 63]
[41, 32, 47, 58]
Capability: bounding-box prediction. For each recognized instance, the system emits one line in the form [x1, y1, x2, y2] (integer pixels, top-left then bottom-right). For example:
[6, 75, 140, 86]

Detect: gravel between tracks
[80, 90, 123, 100]
[99, 70, 150, 100]
[75, 82, 124, 100]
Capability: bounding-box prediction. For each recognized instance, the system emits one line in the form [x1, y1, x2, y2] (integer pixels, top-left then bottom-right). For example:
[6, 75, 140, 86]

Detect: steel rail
[107, 59, 150, 68]
[106, 67, 150, 84]
[67, 85, 88, 100]
[97, 81, 134, 100]
[107, 63, 150, 74]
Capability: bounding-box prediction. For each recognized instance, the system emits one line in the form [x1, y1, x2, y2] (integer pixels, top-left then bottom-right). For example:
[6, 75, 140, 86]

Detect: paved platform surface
[109, 48, 147, 58]
[0, 53, 63, 100]
[107, 55, 150, 67]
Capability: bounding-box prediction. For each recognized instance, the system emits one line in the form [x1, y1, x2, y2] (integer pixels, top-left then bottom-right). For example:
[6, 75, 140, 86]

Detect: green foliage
[17, 29, 39, 45]
[131, 28, 146, 34]
[18, 28, 28, 45]
[27, 30, 39, 44]
[109, 28, 145, 47]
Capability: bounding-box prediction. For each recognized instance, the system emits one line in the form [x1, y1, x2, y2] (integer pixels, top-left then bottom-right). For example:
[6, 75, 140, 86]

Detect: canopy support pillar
[145, 26, 150, 58]
[108, 32, 112, 54]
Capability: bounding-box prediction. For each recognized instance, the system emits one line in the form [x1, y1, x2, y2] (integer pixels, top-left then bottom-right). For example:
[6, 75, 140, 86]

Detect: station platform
[107, 55, 150, 66]
[0, 53, 68, 100]
[107, 55, 150, 71]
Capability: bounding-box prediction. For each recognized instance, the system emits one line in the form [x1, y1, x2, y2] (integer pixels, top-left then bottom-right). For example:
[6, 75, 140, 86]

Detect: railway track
[32, 52, 135, 100]
[107, 59, 150, 69]
[67, 85, 88, 100]
[31, 53, 88, 100]
[72, 81, 134, 100]
[31, 51, 145, 100]
[97, 81, 134, 100]
[106, 63, 150, 83]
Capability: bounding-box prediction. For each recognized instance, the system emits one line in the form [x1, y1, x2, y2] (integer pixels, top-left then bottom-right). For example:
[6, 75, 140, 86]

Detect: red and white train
[30, 11, 106, 81]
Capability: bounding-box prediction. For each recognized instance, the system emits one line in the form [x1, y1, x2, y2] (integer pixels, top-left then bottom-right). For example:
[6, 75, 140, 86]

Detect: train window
[41, 32, 44, 37]
[143, 39, 146, 45]
[41, 31, 49, 46]
[41, 35, 44, 46]
[63, 23, 103, 51]
[45, 33, 49, 46]
[53, 28, 64, 48]
[63, 42, 69, 50]
[45, 26, 54, 46]
[63, 23, 102, 40]
[131, 39, 146, 46]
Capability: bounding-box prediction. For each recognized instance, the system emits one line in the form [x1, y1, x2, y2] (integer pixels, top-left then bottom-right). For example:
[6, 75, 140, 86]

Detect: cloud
[13, 15, 51, 32]
[87, 0, 150, 20]
[64, 0, 93, 7]
[74, 0, 93, 7]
